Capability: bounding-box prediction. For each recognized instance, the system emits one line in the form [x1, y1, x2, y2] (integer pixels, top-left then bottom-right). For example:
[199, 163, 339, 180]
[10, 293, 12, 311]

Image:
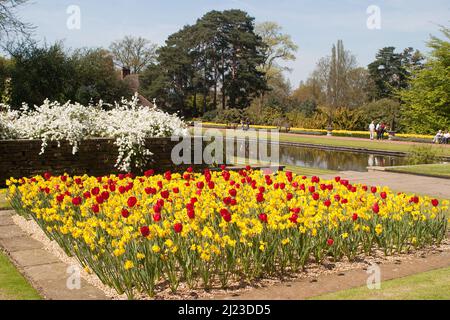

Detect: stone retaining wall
[0, 137, 206, 186]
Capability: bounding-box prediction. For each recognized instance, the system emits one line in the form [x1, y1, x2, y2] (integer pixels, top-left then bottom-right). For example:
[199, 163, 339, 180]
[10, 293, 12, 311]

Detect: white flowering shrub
[0, 95, 188, 172]
[0, 105, 20, 139]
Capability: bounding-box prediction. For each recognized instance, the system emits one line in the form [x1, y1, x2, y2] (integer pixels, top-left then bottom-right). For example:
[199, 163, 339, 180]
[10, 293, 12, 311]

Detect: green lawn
[311, 267, 450, 300]
[0, 251, 41, 300]
[196, 128, 450, 157]
[385, 163, 450, 178]
[0, 189, 11, 210]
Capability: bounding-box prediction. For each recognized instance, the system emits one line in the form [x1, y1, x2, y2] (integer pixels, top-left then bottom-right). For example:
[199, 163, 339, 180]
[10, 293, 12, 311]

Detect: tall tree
[255, 21, 298, 79]
[141, 10, 268, 117]
[399, 27, 450, 134]
[255, 21, 298, 111]
[6, 41, 132, 108]
[368, 47, 424, 99]
[109, 36, 158, 74]
[0, 0, 33, 40]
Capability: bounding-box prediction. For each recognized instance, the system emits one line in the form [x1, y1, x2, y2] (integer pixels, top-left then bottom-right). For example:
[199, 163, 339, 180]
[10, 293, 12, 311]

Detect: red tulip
[256, 193, 265, 203]
[324, 199, 331, 207]
[312, 192, 320, 201]
[287, 193, 293, 201]
[72, 197, 82, 206]
[140, 226, 150, 237]
[258, 213, 268, 223]
[174, 223, 183, 233]
[380, 192, 387, 199]
[127, 196, 137, 208]
[101, 191, 109, 200]
[289, 213, 298, 224]
[352, 213, 358, 221]
[92, 204, 100, 213]
[327, 239, 334, 246]
[118, 186, 126, 194]
[153, 213, 161, 222]
[291, 207, 301, 214]
[187, 209, 195, 219]
[222, 213, 232, 222]
[431, 199, 439, 207]
[371, 186, 377, 194]
[161, 190, 170, 199]
[197, 181, 204, 189]
[144, 169, 154, 177]
[121, 209, 130, 218]
[372, 202, 380, 214]
[229, 189, 237, 197]
[56, 194, 65, 203]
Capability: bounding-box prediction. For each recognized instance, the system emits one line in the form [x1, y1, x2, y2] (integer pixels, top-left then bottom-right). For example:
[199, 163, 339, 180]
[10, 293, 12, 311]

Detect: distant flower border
[199, 122, 434, 140]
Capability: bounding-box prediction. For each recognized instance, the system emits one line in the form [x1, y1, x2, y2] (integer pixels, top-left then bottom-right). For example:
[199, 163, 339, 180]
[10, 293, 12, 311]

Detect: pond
[279, 145, 408, 172]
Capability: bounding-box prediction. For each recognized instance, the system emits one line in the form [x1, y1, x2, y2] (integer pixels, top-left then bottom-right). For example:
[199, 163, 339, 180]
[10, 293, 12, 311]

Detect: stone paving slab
[0, 210, 12, 216]
[0, 236, 43, 252]
[0, 225, 26, 239]
[0, 215, 14, 226]
[23, 263, 107, 300]
[9, 248, 60, 267]
[0, 211, 109, 300]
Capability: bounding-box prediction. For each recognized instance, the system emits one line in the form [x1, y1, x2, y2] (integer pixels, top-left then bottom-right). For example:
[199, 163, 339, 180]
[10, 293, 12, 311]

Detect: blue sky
[15, 0, 450, 86]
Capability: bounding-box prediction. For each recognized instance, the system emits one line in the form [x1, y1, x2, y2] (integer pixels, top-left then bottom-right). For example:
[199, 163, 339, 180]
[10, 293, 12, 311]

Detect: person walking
[380, 123, 386, 140]
[369, 121, 376, 140]
[376, 122, 381, 140]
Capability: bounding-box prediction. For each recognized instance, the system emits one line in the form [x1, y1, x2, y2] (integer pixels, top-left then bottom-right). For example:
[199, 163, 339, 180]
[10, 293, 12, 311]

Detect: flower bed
[7, 168, 448, 299]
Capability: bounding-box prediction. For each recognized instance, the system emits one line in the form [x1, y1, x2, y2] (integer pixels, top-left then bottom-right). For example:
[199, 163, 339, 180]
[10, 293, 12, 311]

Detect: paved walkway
[217, 249, 450, 300]
[0, 210, 108, 300]
[321, 171, 450, 199]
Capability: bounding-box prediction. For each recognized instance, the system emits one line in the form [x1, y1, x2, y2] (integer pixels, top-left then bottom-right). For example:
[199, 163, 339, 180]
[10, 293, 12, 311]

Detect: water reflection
[279, 145, 408, 172]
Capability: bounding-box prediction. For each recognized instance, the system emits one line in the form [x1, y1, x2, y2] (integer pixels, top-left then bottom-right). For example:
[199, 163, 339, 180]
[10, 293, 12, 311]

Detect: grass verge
[310, 267, 450, 300]
[0, 251, 41, 300]
[384, 163, 450, 179]
[0, 189, 11, 210]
